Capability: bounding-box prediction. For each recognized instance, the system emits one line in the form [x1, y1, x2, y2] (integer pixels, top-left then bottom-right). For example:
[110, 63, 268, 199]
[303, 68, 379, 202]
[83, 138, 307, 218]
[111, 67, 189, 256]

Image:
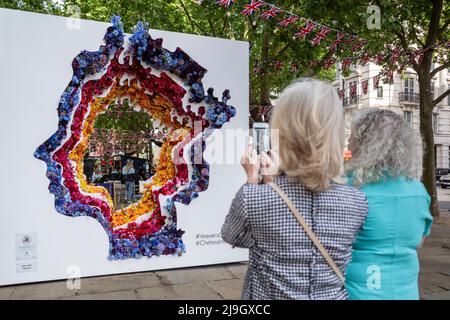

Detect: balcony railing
[343, 95, 361, 107]
[399, 92, 420, 103]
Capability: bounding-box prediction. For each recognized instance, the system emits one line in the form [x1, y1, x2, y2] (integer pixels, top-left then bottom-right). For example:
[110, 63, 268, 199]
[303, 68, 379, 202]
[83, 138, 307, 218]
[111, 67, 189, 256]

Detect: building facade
[335, 62, 450, 172]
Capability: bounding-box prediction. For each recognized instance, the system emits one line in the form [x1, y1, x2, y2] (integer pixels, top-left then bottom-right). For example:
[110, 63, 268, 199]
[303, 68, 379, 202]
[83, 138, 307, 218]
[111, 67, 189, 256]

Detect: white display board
[0, 8, 249, 286]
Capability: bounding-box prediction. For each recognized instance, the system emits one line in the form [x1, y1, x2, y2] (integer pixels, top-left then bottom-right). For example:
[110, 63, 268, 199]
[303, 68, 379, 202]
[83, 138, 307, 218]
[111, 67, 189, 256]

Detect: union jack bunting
[307, 59, 320, 68]
[328, 32, 346, 52]
[295, 21, 317, 40]
[275, 61, 284, 70]
[408, 50, 420, 64]
[382, 69, 394, 84]
[216, 0, 234, 7]
[290, 63, 298, 73]
[359, 52, 370, 66]
[242, 0, 265, 16]
[373, 74, 381, 89]
[341, 57, 352, 71]
[389, 47, 402, 64]
[374, 52, 385, 64]
[278, 15, 300, 27]
[343, 34, 356, 45]
[260, 6, 282, 20]
[362, 80, 369, 95]
[350, 39, 367, 52]
[323, 57, 336, 70]
[311, 26, 332, 46]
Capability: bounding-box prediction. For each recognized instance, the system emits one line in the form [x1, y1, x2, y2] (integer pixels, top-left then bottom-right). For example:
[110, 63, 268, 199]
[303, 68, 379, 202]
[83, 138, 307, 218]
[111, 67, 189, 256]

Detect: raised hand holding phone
[241, 136, 260, 184]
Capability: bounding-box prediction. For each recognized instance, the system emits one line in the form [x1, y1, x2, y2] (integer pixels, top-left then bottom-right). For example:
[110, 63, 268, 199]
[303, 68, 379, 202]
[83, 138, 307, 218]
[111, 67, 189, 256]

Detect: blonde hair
[270, 78, 345, 192]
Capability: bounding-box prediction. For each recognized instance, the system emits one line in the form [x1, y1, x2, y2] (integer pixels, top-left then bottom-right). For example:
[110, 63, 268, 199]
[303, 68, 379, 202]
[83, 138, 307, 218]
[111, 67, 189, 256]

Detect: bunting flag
[359, 52, 371, 66]
[295, 21, 317, 39]
[374, 52, 385, 64]
[290, 63, 298, 73]
[382, 69, 394, 84]
[278, 15, 300, 27]
[408, 50, 420, 64]
[362, 80, 369, 95]
[216, 0, 234, 7]
[341, 57, 352, 71]
[329, 32, 346, 52]
[373, 74, 381, 89]
[260, 6, 282, 20]
[242, 0, 265, 16]
[350, 39, 367, 52]
[311, 26, 332, 46]
[389, 47, 402, 65]
[349, 82, 357, 97]
[307, 59, 320, 68]
[323, 57, 336, 70]
[275, 61, 284, 70]
[344, 34, 356, 45]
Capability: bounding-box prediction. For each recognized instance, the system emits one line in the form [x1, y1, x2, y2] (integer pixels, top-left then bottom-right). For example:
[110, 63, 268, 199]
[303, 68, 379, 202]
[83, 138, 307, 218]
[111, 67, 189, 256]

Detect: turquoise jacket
[346, 177, 433, 300]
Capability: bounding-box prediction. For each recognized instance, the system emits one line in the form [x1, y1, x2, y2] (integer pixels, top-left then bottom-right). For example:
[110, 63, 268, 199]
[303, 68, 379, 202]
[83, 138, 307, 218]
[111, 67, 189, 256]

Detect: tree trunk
[259, 25, 271, 107]
[418, 71, 440, 217]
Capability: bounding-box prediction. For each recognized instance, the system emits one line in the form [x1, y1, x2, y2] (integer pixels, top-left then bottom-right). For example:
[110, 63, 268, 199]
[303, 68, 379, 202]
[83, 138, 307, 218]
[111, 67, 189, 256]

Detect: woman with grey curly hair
[345, 108, 433, 300]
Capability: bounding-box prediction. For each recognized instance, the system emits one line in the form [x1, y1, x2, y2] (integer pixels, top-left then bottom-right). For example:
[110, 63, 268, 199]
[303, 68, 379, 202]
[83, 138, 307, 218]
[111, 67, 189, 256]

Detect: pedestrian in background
[122, 160, 135, 203]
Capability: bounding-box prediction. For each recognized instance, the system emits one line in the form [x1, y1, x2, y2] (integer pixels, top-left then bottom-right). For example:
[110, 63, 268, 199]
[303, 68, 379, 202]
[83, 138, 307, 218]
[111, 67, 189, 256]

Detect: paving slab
[75, 272, 162, 295]
[10, 281, 77, 300]
[0, 286, 14, 299]
[226, 263, 248, 280]
[206, 279, 244, 300]
[155, 264, 236, 285]
[137, 283, 223, 300]
[59, 289, 138, 300]
[422, 290, 450, 300]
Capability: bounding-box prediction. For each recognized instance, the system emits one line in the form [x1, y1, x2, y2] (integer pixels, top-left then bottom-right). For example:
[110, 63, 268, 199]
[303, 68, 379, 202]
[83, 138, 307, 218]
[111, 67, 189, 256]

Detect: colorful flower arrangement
[34, 16, 236, 260]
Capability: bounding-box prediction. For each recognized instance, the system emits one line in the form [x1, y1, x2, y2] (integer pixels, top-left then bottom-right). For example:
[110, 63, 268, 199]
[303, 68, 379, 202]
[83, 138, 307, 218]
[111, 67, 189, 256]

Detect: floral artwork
[34, 17, 236, 260]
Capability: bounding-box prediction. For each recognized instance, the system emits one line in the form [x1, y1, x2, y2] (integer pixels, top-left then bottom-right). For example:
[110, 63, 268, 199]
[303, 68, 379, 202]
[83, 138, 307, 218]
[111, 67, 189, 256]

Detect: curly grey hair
[347, 108, 417, 186]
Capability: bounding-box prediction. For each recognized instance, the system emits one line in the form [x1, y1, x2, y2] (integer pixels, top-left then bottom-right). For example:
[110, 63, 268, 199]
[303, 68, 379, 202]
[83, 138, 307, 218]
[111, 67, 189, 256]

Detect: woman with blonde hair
[345, 108, 433, 300]
[221, 78, 368, 299]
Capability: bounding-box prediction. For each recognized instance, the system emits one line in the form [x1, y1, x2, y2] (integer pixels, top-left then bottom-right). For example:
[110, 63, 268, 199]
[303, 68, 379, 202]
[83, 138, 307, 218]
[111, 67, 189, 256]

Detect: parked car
[436, 168, 450, 185]
[440, 174, 450, 189]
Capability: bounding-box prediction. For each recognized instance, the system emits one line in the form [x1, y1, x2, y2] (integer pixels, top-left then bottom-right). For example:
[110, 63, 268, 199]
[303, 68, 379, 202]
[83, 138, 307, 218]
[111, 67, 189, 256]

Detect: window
[377, 86, 383, 98]
[433, 113, 438, 133]
[405, 78, 414, 94]
[404, 111, 413, 126]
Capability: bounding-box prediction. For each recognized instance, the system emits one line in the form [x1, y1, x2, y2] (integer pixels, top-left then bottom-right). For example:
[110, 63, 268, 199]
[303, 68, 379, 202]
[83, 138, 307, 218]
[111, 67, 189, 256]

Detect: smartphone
[252, 122, 270, 155]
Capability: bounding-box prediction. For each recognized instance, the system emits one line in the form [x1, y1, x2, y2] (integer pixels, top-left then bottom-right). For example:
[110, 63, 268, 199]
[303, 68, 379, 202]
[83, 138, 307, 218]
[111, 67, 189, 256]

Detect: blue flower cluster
[109, 225, 185, 260]
[205, 89, 237, 127]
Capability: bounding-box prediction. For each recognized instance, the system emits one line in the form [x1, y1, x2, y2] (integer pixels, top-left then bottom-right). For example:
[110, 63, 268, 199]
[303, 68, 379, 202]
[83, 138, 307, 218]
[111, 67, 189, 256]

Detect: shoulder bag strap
[267, 182, 345, 285]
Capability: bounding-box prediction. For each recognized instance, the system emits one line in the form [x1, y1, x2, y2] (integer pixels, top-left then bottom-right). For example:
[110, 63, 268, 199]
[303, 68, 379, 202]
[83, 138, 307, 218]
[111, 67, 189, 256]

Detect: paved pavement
[1, 189, 449, 300]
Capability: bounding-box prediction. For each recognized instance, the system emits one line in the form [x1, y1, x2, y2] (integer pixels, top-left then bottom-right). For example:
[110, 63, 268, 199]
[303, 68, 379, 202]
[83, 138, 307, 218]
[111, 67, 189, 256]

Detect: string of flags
[205, 0, 450, 84]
